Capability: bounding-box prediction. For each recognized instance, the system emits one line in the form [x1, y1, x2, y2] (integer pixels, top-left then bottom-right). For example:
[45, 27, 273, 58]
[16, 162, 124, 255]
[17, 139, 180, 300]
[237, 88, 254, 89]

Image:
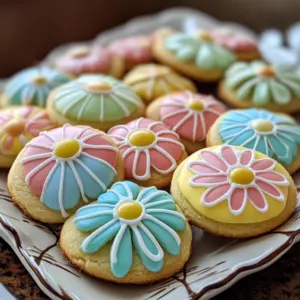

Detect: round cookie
[1, 67, 71, 107]
[108, 118, 187, 188]
[171, 144, 296, 238]
[207, 108, 300, 174]
[60, 181, 192, 284]
[209, 27, 260, 61]
[46, 74, 145, 132]
[218, 61, 300, 113]
[107, 35, 153, 70]
[123, 64, 197, 103]
[0, 106, 56, 168]
[146, 91, 227, 154]
[7, 124, 124, 223]
[152, 29, 236, 82]
[54, 45, 125, 78]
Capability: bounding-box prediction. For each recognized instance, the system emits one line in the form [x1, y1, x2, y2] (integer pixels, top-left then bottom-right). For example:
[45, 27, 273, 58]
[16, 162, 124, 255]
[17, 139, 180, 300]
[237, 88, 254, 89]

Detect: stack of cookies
[2, 25, 300, 284]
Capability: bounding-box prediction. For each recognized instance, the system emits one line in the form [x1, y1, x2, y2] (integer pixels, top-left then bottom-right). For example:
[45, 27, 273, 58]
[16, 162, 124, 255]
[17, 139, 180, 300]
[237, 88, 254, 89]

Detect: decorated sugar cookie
[171, 145, 296, 238]
[108, 118, 187, 188]
[1, 67, 71, 107]
[146, 91, 227, 154]
[152, 29, 236, 81]
[46, 74, 145, 132]
[107, 35, 153, 70]
[219, 61, 300, 113]
[209, 28, 260, 61]
[207, 109, 300, 173]
[54, 45, 125, 78]
[60, 181, 192, 283]
[0, 106, 55, 168]
[123, 64, 197, 103]
[8, 124, 124, 223]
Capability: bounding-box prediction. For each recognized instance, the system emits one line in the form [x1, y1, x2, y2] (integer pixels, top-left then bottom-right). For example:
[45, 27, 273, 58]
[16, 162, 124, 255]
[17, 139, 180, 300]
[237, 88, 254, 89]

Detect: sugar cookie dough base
[7, 147, 124, 224]
[171, 157, 297, 238]
[218, 81, 300, 113]
[206, 112, 300, 174]
[60, 211, 192, 284]
[235, 49, 260, 62]
[146, 98, 207, 154]
[0, 154, 17, 168]
[46, 88, 145, 132]
[152, 32, 223, 82]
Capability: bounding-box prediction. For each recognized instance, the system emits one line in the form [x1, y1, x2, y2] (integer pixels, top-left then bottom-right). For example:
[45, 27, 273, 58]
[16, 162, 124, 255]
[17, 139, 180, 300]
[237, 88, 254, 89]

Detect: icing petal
[196, 43, 216, 69]
[256, 180, 285, 201]
[253, 82, 271, 105]
[247, 187, 268, 212]
[277, 125, 300, 144]
[267, 135, 293, 165]
[81, 219, 121, 253]
[251, 158, 275, 171]
[221, 146, 238, 165]
[269, 80, 291, 104]
[225, 69, 256, 89]
[111, 225, 133, 278]
[228, 129, 256, 147]
[239, 149, 254, 165]
[188, 161, 221, 174]
[150, 147, 177, 173]
[254, 136, 268, 155]
[256, 171, 288, 184]
[200, 150, 228, 171]
[98, 190, 120, 205]
[111, 181, 140, 199]
[229, 188, 246, 215]
[236, 77, 261, 100]
[140, 189, 174, 206]
[201, 184, 231, 206]
[191, 174, 228, 186]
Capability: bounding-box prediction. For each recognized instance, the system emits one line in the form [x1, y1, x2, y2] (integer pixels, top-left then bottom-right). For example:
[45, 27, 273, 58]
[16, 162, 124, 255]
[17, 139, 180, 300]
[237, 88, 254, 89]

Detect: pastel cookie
[54, 45, 125, 78]
[60, 181, 192, 284]
[8, 124, 124, 223]
[0, 106, 56, 168]
[46, 74, 145, 132]
[152, 30, 236, 82]
[107, 35, 153, 70]
[171, 145, 296, 238]
[209, 28, 260, 61]
[207, 108, 300, 174]
[1, 67, 71, 107]
[146, 91, 227, 154]
[108, 118, 187, 188]
[123, 64, 197, 103]
[219, 61, 300, 113]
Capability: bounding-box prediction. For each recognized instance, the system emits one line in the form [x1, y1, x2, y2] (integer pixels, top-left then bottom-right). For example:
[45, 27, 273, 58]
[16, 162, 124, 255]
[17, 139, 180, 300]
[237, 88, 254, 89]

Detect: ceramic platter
[1, 7, 300, 300]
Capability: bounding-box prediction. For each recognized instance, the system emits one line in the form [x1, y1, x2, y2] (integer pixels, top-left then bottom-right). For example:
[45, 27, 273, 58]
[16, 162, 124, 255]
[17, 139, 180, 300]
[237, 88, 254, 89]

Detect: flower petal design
[201, 184, 231, 206]
[191, 174, 228, 186]
[251, 158, 275, 171]
[200, 150, 227, 171]
[110, 225, 133, 278]
[188, 161, 221, 174]
[270, 80, 291, 104]
[132, 224, 164, 272]
[221, 145, 238, 165]
[247, 187, 268, 212]
[256, 171, 288, 185]
[150, 147, 177, 173]
[229, 188, 247, 215]
[239, 149, 254, 165]
[267, 135, 293, 165]
[256, 180, 285, 201]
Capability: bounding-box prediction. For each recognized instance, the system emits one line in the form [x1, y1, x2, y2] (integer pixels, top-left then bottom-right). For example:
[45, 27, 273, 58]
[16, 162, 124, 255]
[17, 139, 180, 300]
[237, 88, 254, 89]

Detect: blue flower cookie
[60, 181, 192, 283]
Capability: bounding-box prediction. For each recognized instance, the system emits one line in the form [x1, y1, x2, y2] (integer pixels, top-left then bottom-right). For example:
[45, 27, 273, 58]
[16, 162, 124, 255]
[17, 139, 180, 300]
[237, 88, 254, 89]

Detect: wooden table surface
[1, 238, 300, 300]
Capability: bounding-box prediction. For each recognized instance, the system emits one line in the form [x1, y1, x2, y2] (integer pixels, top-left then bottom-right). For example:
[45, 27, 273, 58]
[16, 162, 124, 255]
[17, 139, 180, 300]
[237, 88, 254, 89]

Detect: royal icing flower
[165, 31, 236, 70]
[74, 181, 186, 278]
[108, 118, 184, 181]
[124, 64, 196, 102]
[225, 61, 300, 105]
[4, 67, 71, 107]
[219, 109, 300, 165]
[160, 91, 226, 142]
[21, 124, 118, 217]
[107, 35, 153, 67]
[209, 28, 258, 53]
[0, 106, 55, 156]
[188, 145, 289, 215]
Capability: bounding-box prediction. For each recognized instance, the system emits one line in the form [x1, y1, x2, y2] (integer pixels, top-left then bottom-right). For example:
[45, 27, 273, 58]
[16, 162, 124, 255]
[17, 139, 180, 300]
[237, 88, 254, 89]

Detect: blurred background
[0, 0, 299, 77]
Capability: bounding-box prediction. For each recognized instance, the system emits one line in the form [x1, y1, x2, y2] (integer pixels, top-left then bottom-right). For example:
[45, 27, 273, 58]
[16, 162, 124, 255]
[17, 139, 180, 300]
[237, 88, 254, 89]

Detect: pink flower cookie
[8, 124, 124, 223]
[0, 106, 55, 168]
[146, 91, 227, 154]
[108, 117, 187, 187]
[209, 28, 260, 61]
[54, 45, 125, 78]
[171, 145, 296, 238]
[107, 35, 153, 70]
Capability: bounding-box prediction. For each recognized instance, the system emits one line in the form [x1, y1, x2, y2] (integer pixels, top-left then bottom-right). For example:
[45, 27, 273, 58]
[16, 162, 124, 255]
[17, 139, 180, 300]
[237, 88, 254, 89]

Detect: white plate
[1, 7, 300, 300]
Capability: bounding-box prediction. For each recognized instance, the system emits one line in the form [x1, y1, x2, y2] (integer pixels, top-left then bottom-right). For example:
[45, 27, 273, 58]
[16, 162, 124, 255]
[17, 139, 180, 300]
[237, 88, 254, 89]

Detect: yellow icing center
[4, 119, 26, 136]
[196, 31, 212, 42]
[230, 168, 254, 185]
[118, 202, 143, 220]
[32, 75, 46, 85]
[252, 119, 274, 132]
[85, 81, 113, 92]
[54, 139, 80, 158]
[128, 130, 156, 147]
[70, 47, 90, 58]
[258, 66, 276, 77]
[188, 99, 204, 111]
